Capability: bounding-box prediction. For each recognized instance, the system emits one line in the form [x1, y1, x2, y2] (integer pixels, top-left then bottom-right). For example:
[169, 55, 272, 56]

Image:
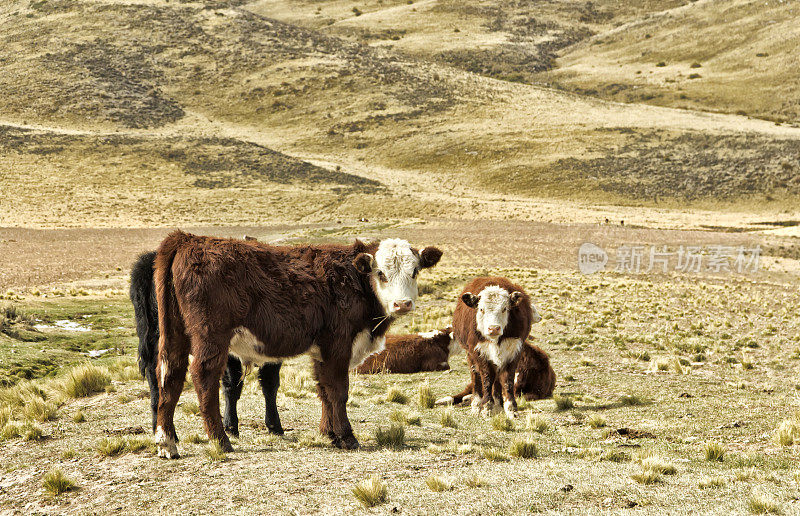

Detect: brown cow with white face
[439, 277, 540, 418]
[152, 232, 441, 458]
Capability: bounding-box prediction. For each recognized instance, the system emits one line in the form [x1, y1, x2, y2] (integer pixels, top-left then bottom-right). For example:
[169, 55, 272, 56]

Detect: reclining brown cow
[355, 327, 456, 374]
[153, 232, 441, 458]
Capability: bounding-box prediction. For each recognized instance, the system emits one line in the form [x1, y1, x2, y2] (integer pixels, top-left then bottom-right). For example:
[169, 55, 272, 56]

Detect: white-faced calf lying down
[355, 327, 456, 374]
[437, 276, 541, 418]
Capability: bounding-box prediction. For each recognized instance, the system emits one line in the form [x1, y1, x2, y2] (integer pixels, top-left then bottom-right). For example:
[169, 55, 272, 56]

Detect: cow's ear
[353, 253, 376, 274]
[419, 246, 443, 269]
[509, 291, 524, 307]
[461, 292, 480, 308]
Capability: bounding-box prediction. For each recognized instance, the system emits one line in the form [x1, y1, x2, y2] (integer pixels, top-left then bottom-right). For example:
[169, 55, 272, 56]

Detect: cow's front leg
[498, 366, 517, 419]
[191, 335, 234, 453]
[478, 365, 496, 418]
[315, 357, 357, 450]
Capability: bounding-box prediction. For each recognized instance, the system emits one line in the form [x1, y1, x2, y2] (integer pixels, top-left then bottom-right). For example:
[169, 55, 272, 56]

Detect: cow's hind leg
[155, 335, 190, 459]
[259, 363, 284, 435]
[313, 361, 337, 445]
[191, 335, 234, 453]
[144, 360, 159, 433]
[222, 355, 244, 438]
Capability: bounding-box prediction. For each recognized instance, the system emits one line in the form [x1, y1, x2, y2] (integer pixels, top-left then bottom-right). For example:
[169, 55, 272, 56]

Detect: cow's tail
[154, 231, 192, 359]
[130, 251, 159, 378]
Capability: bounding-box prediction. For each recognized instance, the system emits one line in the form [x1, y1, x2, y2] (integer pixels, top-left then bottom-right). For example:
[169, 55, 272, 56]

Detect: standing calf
[441, 277, 540, 418]
[153, 232, 441, 457]
[130, 251, 284, 438]
[355, 328, 456, 374]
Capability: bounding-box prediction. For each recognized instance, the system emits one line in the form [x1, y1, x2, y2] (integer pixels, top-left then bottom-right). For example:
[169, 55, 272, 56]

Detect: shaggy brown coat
[153, 231, 440, 456]
[450, 276, 533, 416]
[356, 328, 453, 374]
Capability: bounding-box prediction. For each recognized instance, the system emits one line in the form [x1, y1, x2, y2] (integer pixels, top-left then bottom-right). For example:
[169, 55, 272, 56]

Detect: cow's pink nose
[487, 325, 502, 336]
[393, 299, 413, 313]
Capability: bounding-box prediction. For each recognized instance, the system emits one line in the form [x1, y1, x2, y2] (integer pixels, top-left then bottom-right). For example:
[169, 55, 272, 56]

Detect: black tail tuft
[130, 251, 158, 378]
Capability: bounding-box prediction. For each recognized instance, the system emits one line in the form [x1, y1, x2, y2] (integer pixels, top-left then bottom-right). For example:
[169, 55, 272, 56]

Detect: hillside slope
[1, 0, 799, 227]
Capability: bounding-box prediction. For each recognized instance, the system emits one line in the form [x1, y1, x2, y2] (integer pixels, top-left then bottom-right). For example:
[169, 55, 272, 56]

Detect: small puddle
[33, 319, 92, 332]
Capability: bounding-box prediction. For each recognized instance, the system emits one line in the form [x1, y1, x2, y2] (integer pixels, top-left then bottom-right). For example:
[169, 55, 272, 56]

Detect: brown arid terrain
[1, 0, 800, 513]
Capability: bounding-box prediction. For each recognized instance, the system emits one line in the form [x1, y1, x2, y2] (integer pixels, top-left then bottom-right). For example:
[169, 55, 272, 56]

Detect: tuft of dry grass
[508, 438, 538, 459]
[587, 414, 607, 428]
[526, 413, 550, 433]
[24, 397, 57, 422]
[553, 394, 574, 411]
[699, 476, 726, 489]
[600, 449, 629, 462]
[43, 468, 76, 496]
[96, 436, 126, 457]
[426, 475, 452, 492]
[619, 393, 647, 406]
[204, 441, 227, 462]
[185, 433, 208, 444]
[463, 474, 486, 488]
[774, 418, 800, 446]
[704, 442, 726, 462]
[748, 494, 781, 514]
[374, 424, 405, 449]
[481, 447, 510, 462]
[352, 476, 387, 508]
[631, 469, 662, 485]
[641, 456, 677, 475]
[440, 407, 457, 428]
[491, 413, 515, 432]
[385, 386, 409, 404]
[60, 448, 76, 460]
[418, 382, 435, 409]
[72, 410, 86, 423]
[58, 364, 111, 398]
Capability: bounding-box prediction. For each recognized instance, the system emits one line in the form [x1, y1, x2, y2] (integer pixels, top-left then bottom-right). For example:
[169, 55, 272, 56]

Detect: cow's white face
[462, 286, 523, 340]
[354, 239, 442, 317]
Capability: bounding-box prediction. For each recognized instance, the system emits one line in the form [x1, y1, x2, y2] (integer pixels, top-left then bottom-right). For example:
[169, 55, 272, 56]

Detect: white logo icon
[578, 243, 608, 275]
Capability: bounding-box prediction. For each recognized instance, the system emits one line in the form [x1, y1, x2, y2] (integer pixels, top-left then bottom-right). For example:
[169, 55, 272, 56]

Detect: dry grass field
[1, 0, 800, 512]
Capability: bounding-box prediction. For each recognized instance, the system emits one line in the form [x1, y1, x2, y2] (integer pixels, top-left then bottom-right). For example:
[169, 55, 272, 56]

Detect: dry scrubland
[1, 223, 800, 513]
[1, 0, 800, 227]
[1, 0, 800, 513]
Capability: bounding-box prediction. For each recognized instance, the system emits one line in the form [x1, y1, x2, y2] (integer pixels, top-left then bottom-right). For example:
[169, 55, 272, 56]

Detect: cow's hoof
[480, 404, 494, 419]
[224, 426, 240, 439]
[219, 438, 235, 453]
[434, 396, 454, 406]
[503, 400, 517, 419]
[470, 397, 482, 415]
[340, 435, 360, 450]
[462, 394, 474, 403]
[267, 425, 285, 436]
[155, 426, 180, 459]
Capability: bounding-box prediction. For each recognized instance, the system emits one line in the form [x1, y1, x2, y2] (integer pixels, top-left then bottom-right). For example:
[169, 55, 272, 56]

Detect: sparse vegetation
[418, 382, 435, 409]
[42, 468, 76, 496]
[204, 441, 227, 462]
[491, 413, 515, 432]
[385, 386, 409, 405]
[426, 475, 452, 492]
[374, 424, 405, 449]
[748, 494, 781, 514]
[481, 447, 510, 462]
[352, 476, 387, 508]
[440, 407, 457, 428]
[508, 439, 538, 459]
[704, 442, 726, 462]
[587, 414, 606, 428]
[526, 413, 550, 433]
[553, 394, 574, 411]
[59, 364, 111, 398]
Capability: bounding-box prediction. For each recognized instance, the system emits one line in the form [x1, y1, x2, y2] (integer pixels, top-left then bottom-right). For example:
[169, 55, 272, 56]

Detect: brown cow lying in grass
[436, 341, 554, 406]
[355, 327, 456, 374]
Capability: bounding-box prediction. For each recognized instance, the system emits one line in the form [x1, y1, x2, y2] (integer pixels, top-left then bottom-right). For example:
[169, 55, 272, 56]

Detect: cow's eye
[479, 308, 484, 314]
[377, 271, 388, 283]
